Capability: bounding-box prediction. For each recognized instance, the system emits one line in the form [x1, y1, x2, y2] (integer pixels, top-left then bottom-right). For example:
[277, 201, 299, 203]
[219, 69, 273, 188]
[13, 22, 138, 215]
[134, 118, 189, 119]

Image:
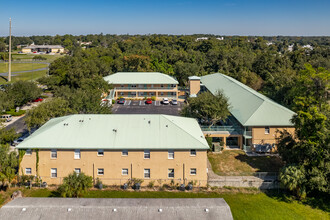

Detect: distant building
[0, 198, 234, 220]
[22, 45, 64, 54]
[189, 73, 295, 153]
[288, 44, 294, 52]
[216, 37, 224, 40]
[104, 72, 179, 100]
[17, 114, 209, 186]
[302, 44, 313, 50]
[266, 42, 274, 46]
[195, 37, 208, 41]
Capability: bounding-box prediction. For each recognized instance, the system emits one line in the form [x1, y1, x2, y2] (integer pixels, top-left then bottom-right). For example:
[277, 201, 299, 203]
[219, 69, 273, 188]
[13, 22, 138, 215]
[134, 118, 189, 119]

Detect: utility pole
[8, 18, 12, 82]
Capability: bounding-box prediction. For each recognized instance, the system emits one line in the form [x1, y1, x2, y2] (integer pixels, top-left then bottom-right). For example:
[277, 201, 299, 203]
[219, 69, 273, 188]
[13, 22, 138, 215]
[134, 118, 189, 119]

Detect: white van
[0, 114, 13, 122]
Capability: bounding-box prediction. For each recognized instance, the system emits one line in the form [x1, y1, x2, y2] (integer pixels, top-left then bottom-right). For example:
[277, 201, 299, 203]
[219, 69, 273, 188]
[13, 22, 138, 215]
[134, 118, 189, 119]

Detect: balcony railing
[244, 130, 252, 137]
[200, 125, 243, 134]
[115, 87, 177, 90]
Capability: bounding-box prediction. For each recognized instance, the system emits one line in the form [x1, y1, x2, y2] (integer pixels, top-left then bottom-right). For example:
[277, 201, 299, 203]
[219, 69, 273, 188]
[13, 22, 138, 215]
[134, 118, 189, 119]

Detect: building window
[122, 168, 128, 175]
[75, 168, 81, 175]
[122, 150, 128, 156]
[161, 84, 164, 88]
[51, 168, 57, 178]
[120, 92, 124, 96]
[190, 168, 197, 175]
[190, 149, 196, 156]
[168, 150, 174, 159]
[74, 150, 81, 159]
[168, 169, 174, 178]
[26, 149, 32, 155]
[51, 149, 57, 159]
[144, 169, 150, 178]
[97, 149, 104, 156]
[265, 126, 270, 134]
[25, 168, 32, 175]
[120, 84, 124, 87]
[144, 150, 150, 159]
[97, 168, 104, 175]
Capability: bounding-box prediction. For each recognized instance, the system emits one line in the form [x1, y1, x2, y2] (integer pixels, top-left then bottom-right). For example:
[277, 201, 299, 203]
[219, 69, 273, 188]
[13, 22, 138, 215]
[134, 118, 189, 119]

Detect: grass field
[208, 150, 284, 175]
[0, 70, 47, 84]
[0, 63, 48, 73]
[12, 53, 65, 62]
[1, 188, 328, 219]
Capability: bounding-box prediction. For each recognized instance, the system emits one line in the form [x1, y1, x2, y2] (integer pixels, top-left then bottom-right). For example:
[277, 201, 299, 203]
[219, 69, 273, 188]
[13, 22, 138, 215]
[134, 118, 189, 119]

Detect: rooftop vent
[67, 208, 72, 212]
[113, 208, 117, 212]
[158, 208, 162, 212]
[63, 123, 69, 126]
[148, 120, 151, 124]
[113, 129, 117, 132]
[22, 208, 26, 212]
[205, 208, 209, 213]
[79, 120, 84, 122]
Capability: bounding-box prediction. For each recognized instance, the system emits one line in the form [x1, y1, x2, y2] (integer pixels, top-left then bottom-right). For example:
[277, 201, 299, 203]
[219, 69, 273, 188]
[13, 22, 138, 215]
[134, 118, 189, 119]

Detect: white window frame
[97, 149, 104, 156]
[97, 168, 104, 175]
[265, 126, 270, 134]
[122, 168, 128, 176]
[74, 168, 81, 175]
[122, 150, 128, 156]
[144, 150, 150, 159]
[168, 150, 174, 159]
[168, 168, 174, 178]
[190, 168, 197, 175]
[25, 168, 32, 175]
[51, 149, 57, 159]
[144, 169, 150, 179]
[26, 149, 32, 155]
[51, 168, 57, 178]
[190, 149, 196, 156]
[74, 150, 81, 159]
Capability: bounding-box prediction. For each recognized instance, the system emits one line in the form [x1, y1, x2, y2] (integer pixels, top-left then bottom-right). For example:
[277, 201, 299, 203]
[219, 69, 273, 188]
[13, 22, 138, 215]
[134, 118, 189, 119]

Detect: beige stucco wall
[189, 80, 200, 95]
[22, 48, 31, 53]
[252, 126, 295, 145]
[20, 149, 208, 186]
[51, 48, 64, 53]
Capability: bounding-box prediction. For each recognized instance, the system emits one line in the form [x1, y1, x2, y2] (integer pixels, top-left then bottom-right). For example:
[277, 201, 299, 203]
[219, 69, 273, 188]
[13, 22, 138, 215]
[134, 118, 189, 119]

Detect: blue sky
[0, 0, 329, 36]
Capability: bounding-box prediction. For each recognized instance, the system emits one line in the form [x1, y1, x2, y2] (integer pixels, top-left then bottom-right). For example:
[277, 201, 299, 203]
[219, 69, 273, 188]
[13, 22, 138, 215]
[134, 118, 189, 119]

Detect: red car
[145, 98, 152, 104]
[32, 98, 43, 102]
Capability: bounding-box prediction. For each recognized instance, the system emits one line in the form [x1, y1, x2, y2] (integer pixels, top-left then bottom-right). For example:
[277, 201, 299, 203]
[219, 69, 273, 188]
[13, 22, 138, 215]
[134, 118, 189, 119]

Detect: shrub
[4, 109, 26, 116]
[127, 178, 144, 187]
[57, 172, 93, 197]
[151, 96, 156, 101]
[147, 180, 155, 188]
[112, 99, 115, 104]
[32, 55, 47, 60]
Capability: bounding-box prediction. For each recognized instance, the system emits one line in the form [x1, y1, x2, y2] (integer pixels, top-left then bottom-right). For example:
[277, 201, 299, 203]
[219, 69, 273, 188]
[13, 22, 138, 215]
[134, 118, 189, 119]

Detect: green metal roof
[200, 73, 295, 126]
[103, 72, 179, 85]
[16, 114, 209, 150]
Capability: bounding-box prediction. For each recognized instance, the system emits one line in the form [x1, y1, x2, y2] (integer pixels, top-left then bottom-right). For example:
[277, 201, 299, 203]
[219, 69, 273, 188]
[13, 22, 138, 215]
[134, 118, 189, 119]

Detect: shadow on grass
[49, 190, 61, 197]
[234, 154, 283, 173]
[265, 190, 330, 213]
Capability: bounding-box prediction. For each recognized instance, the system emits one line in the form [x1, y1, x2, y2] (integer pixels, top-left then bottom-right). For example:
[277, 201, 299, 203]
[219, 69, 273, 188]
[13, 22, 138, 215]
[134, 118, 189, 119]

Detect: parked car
[162, 98, 169, 105]
[32, 97, 43, 102]
[171, 99, 178, 105]
[13, 137, 24, 146]
[145, 98, 152, 104]
[0, 114, 12, 122]
[118, 98, 125, 104]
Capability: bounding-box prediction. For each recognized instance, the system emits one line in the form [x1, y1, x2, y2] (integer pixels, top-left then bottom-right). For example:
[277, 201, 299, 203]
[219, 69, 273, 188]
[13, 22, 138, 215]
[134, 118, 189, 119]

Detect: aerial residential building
[103, 72, 179, 100]
[22, 45, 65, 54]
[17, 114, 209, 186]
[188, 73, 295, 152]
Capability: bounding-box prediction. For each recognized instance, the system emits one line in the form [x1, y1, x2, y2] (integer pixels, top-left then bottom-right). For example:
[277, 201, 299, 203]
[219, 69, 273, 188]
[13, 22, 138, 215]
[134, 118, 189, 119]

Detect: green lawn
[0, 63, 48, 73]
[1, 189, 322, 219]
[0, 70, 47, 84]
[12, 53, 65, 62]
[208, 150, 284, 175]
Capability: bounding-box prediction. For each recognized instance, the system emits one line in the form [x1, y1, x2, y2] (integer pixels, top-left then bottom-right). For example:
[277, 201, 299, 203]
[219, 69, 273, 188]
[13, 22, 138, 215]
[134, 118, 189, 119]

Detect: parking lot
[112, 100, 183, 116]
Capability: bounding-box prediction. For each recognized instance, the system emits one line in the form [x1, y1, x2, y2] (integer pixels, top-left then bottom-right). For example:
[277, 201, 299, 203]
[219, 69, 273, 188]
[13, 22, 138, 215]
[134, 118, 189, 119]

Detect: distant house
[188, 73, 295, 152]
[22, 45, 64, 54]
[103, 72, 179, 100]
[195, 37, 209, 41]
[216, 37, 224, 40]
[302, 44, 313, 50]
[17, 114, 209, 186]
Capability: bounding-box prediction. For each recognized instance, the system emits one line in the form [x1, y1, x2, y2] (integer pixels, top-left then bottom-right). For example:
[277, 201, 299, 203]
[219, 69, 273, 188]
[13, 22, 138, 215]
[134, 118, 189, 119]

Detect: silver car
[171, 99, 178, 105]
[162, 98, 169, 105]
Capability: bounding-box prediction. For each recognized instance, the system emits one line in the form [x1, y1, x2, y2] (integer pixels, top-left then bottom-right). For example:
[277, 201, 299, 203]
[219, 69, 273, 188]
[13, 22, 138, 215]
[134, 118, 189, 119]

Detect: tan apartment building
[22, 45, 65, 53]
[103, 72, 179, 100]
[188, 73, 296, 153]
[17, 114, 209, 186]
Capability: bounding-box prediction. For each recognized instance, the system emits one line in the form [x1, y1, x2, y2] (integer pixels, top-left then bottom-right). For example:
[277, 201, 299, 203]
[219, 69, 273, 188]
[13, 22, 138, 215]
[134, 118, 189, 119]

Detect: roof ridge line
[241, 100, 265, 126]
[161, 115, 208, 148]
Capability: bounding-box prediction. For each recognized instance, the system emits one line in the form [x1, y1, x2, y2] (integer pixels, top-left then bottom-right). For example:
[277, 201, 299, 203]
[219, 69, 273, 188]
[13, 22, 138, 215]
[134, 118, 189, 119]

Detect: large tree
[181, 91, 231, 127]
[58, 172, 93, 198]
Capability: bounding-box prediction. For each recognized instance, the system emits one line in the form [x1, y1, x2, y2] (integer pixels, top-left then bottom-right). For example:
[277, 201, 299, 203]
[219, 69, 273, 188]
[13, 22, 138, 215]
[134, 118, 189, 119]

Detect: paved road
[0, 67, 48, 76]
[6, 116, 28, 134]
[112, 100, 183, 116]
